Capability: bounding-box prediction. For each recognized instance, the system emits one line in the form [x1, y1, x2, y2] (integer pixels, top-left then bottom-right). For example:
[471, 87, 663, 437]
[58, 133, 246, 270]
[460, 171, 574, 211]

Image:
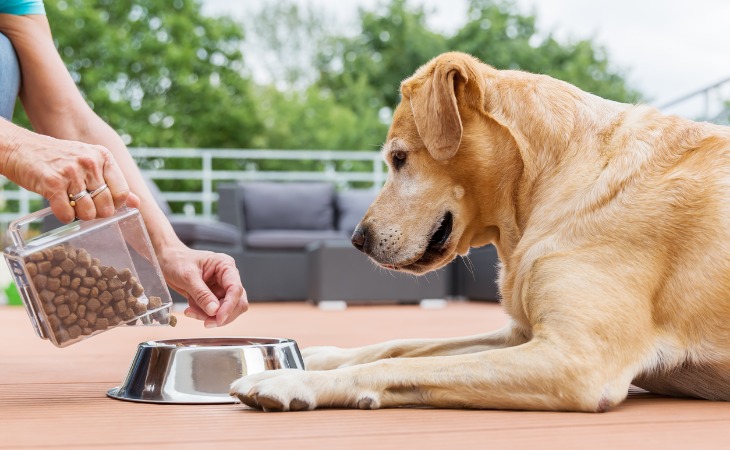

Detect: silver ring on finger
[88, 183, 108, 198]
[68, 190, 89, 207]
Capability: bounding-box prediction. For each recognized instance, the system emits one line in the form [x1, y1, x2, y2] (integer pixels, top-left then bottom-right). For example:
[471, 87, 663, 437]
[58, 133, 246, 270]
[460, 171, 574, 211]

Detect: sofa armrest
[217, 182, 247, 233]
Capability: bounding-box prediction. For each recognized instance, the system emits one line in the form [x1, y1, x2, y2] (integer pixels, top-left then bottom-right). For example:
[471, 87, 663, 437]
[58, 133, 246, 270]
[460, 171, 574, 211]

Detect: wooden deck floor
[1, 301, 729, 450]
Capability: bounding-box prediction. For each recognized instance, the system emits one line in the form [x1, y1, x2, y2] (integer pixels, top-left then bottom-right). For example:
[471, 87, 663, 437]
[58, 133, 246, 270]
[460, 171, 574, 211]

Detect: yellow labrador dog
[231, 52, 730, 412]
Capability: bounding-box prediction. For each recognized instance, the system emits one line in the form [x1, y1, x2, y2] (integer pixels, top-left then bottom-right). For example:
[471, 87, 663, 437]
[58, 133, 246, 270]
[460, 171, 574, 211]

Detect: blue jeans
[0, 32, 21, 120]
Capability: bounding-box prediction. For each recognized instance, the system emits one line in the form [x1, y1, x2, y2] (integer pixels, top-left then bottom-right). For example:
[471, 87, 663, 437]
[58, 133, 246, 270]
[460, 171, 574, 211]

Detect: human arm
[0, 115, 140, 221]
[0, 14, 248, 326]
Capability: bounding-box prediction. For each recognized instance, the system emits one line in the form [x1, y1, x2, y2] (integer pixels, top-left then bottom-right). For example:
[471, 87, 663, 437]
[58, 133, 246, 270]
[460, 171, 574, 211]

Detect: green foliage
[241, 1, 329, 91]
[16, 0, 261, 150]
[3, 0, 645, 217]
[313, 0, 642, 127]
[238, 1, 390, 152]
[451, 0, 641, 102]
[10, 0, 643, 193]
[251, 83, 387, 152]
[11, 0, 266, 213]
[316, 0, 449, 111]
[13, 0, 643, 154]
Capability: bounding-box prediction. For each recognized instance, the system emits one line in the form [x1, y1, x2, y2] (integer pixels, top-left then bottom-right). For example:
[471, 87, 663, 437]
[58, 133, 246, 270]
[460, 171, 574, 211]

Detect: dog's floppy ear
[405, 59, 468, 161]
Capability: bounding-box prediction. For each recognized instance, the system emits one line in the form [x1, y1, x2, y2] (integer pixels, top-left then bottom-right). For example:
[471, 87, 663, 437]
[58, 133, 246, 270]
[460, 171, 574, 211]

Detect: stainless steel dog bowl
[107, 337, 305, 404]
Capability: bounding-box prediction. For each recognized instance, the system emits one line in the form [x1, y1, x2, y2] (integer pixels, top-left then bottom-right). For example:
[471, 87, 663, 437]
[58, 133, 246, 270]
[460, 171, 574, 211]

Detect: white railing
[658, 76, 730, 123]
[0, 148, 386, 222]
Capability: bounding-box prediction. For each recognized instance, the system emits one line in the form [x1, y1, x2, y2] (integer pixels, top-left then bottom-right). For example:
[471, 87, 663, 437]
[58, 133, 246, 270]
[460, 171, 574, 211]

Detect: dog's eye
[392, 151, 407, 170]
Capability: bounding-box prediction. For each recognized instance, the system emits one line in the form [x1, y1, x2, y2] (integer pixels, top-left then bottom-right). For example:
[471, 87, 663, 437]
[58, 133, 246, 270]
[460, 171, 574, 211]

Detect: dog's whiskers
[461, 255, 476, 281]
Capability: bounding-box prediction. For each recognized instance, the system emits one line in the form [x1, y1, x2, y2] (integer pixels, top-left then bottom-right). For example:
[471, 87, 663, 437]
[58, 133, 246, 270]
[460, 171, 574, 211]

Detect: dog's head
[352, 52, 513, 274]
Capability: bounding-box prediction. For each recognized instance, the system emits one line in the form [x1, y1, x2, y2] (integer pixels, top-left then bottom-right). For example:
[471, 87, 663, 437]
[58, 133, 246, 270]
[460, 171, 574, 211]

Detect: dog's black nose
[351, 226, 367, 253]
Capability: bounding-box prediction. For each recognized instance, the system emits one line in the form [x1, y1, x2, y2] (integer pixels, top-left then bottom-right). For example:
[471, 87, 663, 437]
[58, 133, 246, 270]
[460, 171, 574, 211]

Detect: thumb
[185, 276, 220, 317]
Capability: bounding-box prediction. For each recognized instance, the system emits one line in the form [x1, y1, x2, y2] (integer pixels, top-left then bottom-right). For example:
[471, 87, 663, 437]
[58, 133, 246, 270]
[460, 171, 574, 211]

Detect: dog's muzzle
[351, 211, 453, 271]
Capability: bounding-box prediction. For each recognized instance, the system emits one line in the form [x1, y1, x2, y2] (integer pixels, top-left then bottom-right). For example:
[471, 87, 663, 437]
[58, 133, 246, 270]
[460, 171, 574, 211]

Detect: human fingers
[184, 272, 221, 320]
[46, 144, 115, 222]
[87, 183, 113, 218]
[212, 259, 247, 326]
[184, 304, 221, 329]
[75, 147, 112, 218]
[98, 146, 131, 209]
[205, 280, 227, 299]
[187, 277, 245, 327]
[71, 190, 96, 221]
[48, 164, 89, 223]
[49, 188, 77, 223]
[217, 286, 248, 327]
[183, 304, 209, 321]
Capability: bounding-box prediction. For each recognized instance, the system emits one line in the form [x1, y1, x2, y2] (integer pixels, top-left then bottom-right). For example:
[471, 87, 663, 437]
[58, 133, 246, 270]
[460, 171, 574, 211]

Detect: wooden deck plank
[1, 302, 729, 450]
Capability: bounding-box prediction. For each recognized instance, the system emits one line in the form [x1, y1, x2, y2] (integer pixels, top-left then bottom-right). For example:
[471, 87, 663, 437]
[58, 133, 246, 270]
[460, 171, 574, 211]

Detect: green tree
[450, 0, 641, 102]
[314, 0, 642, 122]
[29, 0, 262, 149]
[251, 84, 386, 152]
[316, 0, 449, 112]
[239, 1, 390, 152]
[10, 0, 264, 213]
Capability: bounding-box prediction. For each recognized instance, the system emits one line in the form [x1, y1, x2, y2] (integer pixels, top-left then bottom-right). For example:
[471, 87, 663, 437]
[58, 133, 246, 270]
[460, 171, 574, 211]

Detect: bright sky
[203, 0, 730, 119]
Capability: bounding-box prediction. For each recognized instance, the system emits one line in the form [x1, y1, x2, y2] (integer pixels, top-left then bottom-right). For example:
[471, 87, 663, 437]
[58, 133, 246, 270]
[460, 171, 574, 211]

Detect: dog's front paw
[230, 369, 316, 412]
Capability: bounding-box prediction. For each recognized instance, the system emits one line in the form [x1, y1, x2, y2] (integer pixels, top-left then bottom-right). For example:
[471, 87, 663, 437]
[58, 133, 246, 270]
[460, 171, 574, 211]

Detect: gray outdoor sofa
[217, 181, 501, 303]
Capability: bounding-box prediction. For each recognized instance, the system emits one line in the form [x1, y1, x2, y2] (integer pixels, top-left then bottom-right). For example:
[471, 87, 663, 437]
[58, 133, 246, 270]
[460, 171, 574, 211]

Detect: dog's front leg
[231, 337, 633, 412]
[232, 258, 651, 412]
[302, 324, 527, 370]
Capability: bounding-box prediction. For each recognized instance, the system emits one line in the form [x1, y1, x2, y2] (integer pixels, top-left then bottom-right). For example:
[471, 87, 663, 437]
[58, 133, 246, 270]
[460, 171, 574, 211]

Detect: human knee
[0, 32, 21, 120]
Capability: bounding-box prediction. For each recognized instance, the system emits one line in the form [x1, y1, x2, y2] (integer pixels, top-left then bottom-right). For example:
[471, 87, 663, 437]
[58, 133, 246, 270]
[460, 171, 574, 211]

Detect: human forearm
[0, 116, 24, 176]
[72, 114, 185, 253]
[1, 12, 247, 325]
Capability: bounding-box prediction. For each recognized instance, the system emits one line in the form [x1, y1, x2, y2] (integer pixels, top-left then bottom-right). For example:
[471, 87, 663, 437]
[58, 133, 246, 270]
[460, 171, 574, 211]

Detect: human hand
[157, 245, 248, 327]
[3, 133, 140, 223]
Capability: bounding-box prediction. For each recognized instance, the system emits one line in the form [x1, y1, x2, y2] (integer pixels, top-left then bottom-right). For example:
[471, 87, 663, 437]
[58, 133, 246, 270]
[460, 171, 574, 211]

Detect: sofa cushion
[169, 218, 242, 246]
[246, 230, 348, 250]
[336, 190, 377, 235]
[240, 182, 335, 231]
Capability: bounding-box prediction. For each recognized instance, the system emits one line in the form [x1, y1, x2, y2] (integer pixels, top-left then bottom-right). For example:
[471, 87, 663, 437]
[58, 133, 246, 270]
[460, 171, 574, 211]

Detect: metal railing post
[659, 76, 730, 122]
[19, 187, 29, 216]
[373, 153, 384, 189]
[202, 151, 213, 219]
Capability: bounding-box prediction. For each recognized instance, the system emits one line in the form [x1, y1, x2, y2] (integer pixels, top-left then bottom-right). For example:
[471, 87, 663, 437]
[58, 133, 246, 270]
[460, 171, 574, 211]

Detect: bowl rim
[140, 336, 298, 349]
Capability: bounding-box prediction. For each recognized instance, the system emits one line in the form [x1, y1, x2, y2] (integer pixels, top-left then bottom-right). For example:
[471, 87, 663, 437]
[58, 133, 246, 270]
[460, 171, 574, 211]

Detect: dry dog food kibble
[24, 244, 170, 345]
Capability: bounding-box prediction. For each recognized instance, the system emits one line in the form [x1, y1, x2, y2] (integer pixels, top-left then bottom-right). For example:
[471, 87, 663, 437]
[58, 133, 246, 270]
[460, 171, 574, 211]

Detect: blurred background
[1, 0, 729, 303]
[2, 0, 730, 218]
[15, 0, 729, 147]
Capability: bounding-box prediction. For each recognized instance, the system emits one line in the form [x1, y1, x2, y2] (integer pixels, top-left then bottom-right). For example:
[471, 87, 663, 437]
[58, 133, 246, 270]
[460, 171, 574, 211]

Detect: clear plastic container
[3, 206, 173, 347]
